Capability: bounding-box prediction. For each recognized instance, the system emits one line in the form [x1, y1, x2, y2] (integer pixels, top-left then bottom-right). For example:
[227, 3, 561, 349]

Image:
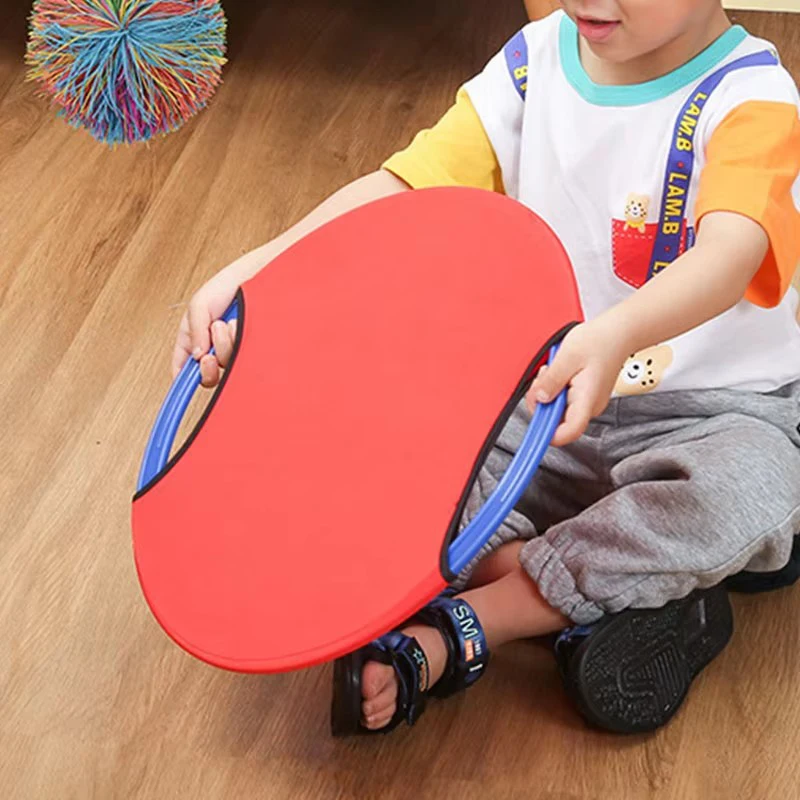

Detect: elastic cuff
[519, 538, 605, 624]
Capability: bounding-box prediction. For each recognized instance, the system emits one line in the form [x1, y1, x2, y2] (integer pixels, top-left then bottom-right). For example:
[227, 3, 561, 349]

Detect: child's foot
[330, 593, 491, 736]
[360, 624, 449, 730]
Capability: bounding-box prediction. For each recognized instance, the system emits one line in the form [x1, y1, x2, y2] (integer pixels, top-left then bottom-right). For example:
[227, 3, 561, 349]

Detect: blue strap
[647, 49, 777, 281]
[374, 632, 430, 725]
[423, 595, 490, 692]
[504, 29, 529, 101]
[555, 624, 595, 649]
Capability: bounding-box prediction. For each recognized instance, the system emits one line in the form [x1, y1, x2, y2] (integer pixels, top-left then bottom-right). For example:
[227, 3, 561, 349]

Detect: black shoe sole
[330, 653, 363, 737]
[563, 586, 733, 734]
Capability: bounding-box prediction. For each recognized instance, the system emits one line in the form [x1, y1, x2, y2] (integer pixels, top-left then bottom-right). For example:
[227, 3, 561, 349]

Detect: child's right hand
[172, 266, 243, 387]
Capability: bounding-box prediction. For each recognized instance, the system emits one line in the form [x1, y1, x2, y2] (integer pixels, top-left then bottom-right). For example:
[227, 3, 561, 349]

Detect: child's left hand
[528, 319, 630, 446]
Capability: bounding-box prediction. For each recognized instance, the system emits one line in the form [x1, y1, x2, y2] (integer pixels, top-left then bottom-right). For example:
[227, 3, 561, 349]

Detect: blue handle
[447, 345, 564, 575]
[137, 321, 565, 573]
[137, 300, 240, 492]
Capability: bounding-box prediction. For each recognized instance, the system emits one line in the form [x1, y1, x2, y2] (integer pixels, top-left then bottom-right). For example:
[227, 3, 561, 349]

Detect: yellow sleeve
[695, 100, 800, 308]
[382, 89, 504, 194]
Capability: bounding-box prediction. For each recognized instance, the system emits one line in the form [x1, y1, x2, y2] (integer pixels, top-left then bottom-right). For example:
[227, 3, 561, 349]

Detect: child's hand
[172, 266, 243, 387]
[528, 320, 629, 446]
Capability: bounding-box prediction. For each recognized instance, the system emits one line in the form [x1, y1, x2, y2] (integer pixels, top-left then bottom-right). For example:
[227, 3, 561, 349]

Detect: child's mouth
[576, 16, 621, 43]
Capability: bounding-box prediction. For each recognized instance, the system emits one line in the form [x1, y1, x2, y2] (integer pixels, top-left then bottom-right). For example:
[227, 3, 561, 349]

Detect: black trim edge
[133, 288, 247, 502]
[439, 321, 580, 581]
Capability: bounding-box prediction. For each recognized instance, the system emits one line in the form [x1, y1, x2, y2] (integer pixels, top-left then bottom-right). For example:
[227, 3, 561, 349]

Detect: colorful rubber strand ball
[26, 1, 227, 146]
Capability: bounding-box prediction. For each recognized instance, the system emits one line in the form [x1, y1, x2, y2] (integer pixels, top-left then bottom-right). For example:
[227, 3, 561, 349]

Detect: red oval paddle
[132, 187, 581, 673]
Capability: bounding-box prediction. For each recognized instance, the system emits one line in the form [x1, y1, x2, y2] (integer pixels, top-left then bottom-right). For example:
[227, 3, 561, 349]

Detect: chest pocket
[612, 196, 695, 289]
[610, 48, 778, 290]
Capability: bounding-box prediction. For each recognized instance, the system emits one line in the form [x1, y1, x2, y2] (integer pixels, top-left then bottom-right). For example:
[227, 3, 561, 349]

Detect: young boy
[173, 0, 800, 734]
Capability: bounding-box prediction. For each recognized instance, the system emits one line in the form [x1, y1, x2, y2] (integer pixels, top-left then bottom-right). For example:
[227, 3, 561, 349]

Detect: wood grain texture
[1, 1, 798, 798]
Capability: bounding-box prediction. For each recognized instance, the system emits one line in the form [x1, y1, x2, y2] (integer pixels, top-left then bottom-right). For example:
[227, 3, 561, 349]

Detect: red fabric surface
[132, 187, 581, 673]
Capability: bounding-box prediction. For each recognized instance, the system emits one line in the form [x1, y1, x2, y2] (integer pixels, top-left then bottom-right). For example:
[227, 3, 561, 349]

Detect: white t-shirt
[388, 11, 800, 396]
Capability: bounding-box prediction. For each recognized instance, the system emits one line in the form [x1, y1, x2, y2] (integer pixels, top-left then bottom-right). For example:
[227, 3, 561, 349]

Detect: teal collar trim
[558, 15, 748, 106]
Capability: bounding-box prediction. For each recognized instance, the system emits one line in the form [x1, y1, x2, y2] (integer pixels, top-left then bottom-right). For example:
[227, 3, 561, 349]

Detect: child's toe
[361, 661, 399, 730]
[364, 709, 395, 730]
[362, 682, 397, 718]
[361, 660, 395, 700]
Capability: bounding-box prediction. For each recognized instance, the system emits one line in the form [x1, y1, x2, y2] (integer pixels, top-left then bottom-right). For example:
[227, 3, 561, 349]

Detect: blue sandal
[330, 594, 490, 736]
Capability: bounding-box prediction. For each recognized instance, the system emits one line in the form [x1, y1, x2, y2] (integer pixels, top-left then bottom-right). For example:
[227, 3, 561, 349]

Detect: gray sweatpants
[458, 381, 800, 624]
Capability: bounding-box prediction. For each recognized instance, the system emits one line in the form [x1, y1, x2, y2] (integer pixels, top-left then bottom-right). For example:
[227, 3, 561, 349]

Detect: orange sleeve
[695, 100, 800, 308]
[382, 89, 504, 193]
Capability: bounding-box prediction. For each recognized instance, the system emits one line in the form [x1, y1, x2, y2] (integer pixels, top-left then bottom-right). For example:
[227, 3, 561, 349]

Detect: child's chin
[583, 37, 639, 63]
[584, 41, 623, 59]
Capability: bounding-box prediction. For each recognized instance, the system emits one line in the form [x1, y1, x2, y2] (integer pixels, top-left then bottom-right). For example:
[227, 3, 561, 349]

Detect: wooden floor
[2, 1, 799, 798]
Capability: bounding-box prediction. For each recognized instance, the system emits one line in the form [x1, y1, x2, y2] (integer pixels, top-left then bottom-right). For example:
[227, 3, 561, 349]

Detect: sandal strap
[553, 624, 596, 680]
[410, 595, 490, 698]
[366, 631, 430, 729]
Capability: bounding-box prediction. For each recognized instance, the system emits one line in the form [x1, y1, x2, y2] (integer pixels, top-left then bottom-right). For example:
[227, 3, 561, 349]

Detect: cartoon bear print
[614, 344, 674, 396]
[623, 193, 649, 233]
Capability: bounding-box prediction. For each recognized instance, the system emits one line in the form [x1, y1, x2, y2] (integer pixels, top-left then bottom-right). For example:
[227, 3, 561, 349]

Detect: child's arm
[531, 211, 770, 446]
[173, 169, 410, 385]
[795, 270, 800, 323]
